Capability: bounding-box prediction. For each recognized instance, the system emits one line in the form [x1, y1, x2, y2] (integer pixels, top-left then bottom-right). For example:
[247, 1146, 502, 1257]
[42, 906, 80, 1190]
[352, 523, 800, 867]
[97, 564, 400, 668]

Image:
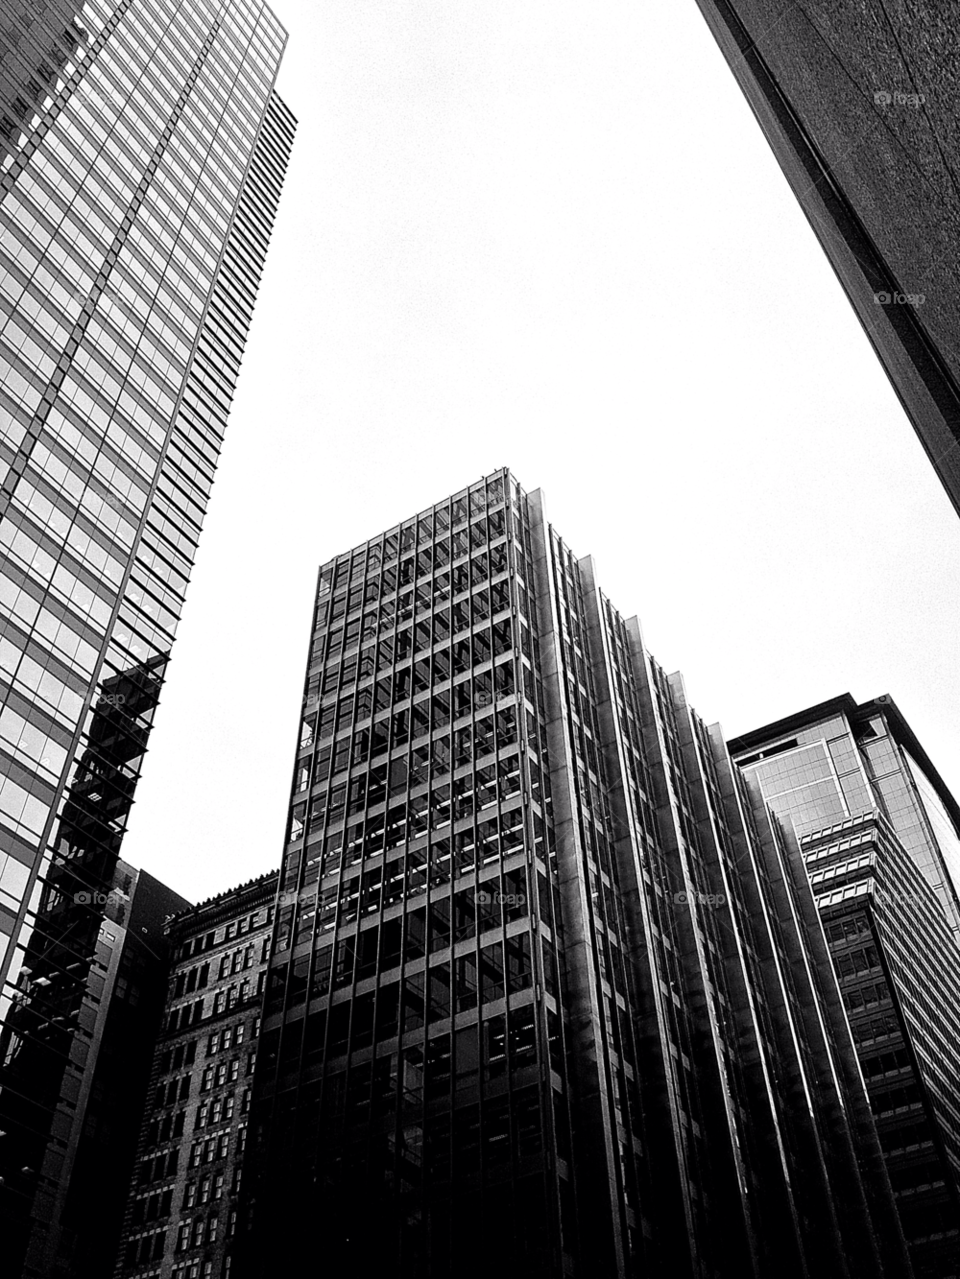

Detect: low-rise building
[115, 871, 277, 1279]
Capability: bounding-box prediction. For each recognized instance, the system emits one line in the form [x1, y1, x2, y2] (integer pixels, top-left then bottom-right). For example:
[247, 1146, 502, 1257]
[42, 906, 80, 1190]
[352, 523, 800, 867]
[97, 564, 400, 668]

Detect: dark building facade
[731, 698, 960, 1276]
[0, 851, 188, 1276]
[238, 469, 913, 1279]
[694, 0, 960, 516]
[115, 872, 277, 1279]
[0, 1, 294, 1271]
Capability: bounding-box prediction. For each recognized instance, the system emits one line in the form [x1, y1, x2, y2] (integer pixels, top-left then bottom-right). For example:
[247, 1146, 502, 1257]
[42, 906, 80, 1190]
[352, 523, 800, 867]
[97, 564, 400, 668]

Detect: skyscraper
[0, 1, 294, 1269]
[239, 469, 913, 1279]
[730, 698, 960, 1276]
[694, 1, 960, 516]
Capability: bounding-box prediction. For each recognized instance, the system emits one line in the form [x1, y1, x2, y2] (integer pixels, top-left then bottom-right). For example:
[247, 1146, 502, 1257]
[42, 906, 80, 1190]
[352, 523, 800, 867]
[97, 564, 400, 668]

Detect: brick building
[115, 871, 277, 1279]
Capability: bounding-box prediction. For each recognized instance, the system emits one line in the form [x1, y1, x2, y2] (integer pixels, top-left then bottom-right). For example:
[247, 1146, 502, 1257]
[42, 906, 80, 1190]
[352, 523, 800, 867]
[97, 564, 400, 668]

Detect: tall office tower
[0, 1, 294, 1271]
[730, 698, 960, 1277]
[239, 468, 912, 1279]
[694, 1, 960, 516]
[115, 872, 276, 1279]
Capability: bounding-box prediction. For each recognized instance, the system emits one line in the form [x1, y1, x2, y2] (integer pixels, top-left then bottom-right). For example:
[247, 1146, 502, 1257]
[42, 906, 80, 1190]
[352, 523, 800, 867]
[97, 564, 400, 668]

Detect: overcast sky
[122, 1, 960, 905]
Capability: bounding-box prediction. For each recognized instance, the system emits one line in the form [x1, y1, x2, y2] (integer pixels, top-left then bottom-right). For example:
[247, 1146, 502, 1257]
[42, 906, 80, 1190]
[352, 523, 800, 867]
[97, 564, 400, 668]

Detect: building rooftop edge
[311, 466, 518, 574]
[727, 693, 960, 838]
[165, 869, 279, 931]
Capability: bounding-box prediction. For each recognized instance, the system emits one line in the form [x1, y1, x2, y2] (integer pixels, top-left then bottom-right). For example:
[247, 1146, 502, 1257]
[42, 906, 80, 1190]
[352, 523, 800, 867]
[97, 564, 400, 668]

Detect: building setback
[731, 698, 960, 1276]
[0, 1, 294, 1271]
[114, 872, 277, 1279]
[693, 0, 960, 517]
[236, 469, 913, 1279]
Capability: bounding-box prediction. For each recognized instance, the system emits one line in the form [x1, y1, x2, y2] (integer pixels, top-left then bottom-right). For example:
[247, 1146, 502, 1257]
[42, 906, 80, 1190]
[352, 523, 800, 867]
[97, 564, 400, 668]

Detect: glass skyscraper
[694, 0, 960, 517]
[730, 697, 960, 1276]
[0, 1, 294, 1271]
[239, 469, 913, 1279]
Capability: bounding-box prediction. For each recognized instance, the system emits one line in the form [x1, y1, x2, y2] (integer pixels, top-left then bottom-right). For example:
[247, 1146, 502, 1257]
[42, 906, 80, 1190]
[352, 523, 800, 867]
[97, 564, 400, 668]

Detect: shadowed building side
[694, 0, 960, 515]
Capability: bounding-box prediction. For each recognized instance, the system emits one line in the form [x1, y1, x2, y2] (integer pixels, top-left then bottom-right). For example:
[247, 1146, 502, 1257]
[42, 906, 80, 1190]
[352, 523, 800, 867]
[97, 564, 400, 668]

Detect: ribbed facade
[0, 3, 294, 1272]
[238, 469, 911, 1279]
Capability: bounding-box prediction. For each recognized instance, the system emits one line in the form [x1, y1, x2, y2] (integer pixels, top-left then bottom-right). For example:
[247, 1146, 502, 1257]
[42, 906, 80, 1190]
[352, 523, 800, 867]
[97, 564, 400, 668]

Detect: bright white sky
[122, 1, 960, 905]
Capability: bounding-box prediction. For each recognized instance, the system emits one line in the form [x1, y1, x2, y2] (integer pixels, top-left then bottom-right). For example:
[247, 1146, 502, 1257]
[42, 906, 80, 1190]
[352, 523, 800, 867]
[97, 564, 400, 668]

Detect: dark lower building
[47, 865, 190, 1279]
[694, 0, 960, 516]
[236, 469, 913, 1278]
[114, 872, 277, 1279]
[0, 849, 188, 1277]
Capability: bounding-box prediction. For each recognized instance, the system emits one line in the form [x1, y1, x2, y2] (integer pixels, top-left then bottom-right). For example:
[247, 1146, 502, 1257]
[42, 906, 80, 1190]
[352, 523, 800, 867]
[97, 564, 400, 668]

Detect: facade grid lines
[236, 469, 917, 1279]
